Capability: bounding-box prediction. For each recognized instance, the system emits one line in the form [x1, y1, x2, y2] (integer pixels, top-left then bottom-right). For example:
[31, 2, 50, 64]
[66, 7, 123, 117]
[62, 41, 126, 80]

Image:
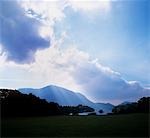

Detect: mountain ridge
[19, 85, 114, 114]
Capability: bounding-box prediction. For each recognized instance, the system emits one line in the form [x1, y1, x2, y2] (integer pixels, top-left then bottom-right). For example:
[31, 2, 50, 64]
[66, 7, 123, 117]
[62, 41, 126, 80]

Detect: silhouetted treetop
[112, 97, 150, 114]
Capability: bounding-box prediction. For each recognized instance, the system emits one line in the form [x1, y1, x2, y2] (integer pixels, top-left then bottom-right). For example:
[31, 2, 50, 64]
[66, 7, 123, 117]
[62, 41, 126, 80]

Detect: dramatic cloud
[0, 44, 149, 104]
[0, 1, 50, 63]
[29, 46, 149, 104]
[71, 60, 150, 103]
[0, 0, 112, 64]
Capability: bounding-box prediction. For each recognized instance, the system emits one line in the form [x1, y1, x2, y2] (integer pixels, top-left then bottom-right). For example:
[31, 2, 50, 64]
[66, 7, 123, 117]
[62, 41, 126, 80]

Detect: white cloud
[68, 0, 111, 13]
[20, 0, 112, 26]
[20, 0, 66, 25]
[38, 25, 53, 40]
[26, 44, 149, 104]
[28, 45, 88, 91]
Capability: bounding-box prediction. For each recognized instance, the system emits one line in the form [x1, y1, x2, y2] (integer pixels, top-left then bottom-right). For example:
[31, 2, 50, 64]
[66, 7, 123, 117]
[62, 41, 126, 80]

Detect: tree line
[0, 89, 94, 117]
[1, 89, 149, 117]
[112, 97, 150, 114]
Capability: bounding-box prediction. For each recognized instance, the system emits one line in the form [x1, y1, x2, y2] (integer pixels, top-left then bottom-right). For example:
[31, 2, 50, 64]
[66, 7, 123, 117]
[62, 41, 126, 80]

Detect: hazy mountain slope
[19, 85, 114, 113]
[119, 101, 133, 105]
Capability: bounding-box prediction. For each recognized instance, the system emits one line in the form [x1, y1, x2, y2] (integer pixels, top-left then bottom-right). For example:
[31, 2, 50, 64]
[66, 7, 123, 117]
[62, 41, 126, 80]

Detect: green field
[1, 113, 149, 137]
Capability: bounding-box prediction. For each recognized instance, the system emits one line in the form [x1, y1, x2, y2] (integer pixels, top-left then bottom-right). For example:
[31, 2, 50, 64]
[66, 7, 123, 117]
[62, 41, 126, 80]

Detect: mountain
[19, 85, 114, 114]
[119, 101, 133, 105]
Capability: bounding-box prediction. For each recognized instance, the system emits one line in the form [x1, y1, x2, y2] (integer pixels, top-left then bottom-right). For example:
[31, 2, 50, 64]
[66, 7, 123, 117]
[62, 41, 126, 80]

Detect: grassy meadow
[1, 113, 149, 137]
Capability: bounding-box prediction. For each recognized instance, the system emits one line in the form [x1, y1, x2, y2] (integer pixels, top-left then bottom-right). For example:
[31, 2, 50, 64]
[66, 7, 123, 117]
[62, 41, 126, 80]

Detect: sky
[0, 0, 149, 104]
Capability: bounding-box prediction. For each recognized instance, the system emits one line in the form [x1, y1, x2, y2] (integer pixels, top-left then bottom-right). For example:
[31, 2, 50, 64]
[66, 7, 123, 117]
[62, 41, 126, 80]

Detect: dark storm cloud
[0, 1, 50, 63]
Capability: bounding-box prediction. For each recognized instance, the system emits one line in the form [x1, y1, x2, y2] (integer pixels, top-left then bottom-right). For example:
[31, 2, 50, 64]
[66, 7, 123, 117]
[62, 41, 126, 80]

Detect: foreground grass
[1, 113, 149, 137]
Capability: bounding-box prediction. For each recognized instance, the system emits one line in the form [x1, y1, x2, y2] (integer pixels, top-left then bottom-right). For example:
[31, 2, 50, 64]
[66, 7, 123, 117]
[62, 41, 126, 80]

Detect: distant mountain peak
[19, 85, 114, 114]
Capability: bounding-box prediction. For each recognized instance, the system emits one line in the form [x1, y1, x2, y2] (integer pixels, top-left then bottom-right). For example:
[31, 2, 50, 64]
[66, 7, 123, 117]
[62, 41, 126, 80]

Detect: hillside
[19, 85, 114, 114]
[0, 89, 61, 117]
